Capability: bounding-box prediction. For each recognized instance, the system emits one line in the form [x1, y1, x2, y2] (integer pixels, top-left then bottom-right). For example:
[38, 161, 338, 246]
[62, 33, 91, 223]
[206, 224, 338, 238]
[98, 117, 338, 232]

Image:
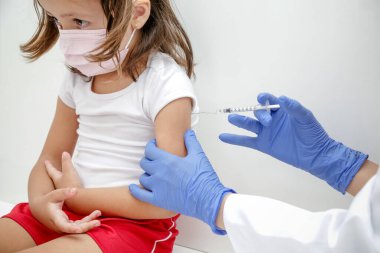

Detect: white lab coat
[224, 170, 380, 253]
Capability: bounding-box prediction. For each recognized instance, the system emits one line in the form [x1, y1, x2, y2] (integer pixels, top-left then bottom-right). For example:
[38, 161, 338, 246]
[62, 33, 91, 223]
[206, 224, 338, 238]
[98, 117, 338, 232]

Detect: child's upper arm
[154, 97, 192, 157]
[39, 71, 78, 162]
[146, 59, 198, 157]
[28, 97, 78, 198]
[38, 97, 78, 163]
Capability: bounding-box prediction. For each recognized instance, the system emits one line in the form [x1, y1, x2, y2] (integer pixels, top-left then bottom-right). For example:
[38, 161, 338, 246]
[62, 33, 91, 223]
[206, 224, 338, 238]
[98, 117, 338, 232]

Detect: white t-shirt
[59, 52, 198, 188]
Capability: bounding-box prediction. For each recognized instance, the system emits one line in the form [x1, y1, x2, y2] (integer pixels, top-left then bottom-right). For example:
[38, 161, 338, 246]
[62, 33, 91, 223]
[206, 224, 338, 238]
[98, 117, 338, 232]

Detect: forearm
[66, 187, 177, 219]
[28, 159, 58, 202]
[346, 160, 378, 196]
[28, 157, 63, 225]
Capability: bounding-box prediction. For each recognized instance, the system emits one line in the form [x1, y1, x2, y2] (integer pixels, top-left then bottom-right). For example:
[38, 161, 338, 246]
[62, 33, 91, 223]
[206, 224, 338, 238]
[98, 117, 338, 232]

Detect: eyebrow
[60, 13, 75, 18]
[46, 11, 87, 19]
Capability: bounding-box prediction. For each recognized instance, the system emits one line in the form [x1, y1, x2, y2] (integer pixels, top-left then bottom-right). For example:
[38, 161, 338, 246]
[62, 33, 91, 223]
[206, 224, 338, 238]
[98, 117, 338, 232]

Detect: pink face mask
[59, 29, 136, 77]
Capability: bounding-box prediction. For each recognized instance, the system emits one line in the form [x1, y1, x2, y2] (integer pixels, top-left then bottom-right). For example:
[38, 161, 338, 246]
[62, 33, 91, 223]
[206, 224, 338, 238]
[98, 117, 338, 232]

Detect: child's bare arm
[28, 98, 79, 202]
[27, 98, 100, 233]
[63, 97, 192, 219]
[153, 97, 191, 157]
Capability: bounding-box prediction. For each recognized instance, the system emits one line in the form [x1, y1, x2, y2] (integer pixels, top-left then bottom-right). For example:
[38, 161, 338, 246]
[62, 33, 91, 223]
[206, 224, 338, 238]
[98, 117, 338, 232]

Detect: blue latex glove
[129, 130, 234, 235]
[219, 93, 368, 194]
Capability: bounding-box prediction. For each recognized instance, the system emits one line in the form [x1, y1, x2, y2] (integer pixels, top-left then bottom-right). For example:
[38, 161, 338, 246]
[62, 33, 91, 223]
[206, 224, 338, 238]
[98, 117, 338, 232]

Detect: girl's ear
[132, 0, 151, 29]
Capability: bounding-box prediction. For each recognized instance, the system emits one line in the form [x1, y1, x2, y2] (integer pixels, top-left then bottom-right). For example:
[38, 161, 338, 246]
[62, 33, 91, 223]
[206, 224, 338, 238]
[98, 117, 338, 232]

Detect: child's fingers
[52, 211, 82, 234]
[73, 220, 101, 233]
[48, 188, 77, 203]
[50, 207, 101, 234]
[61, 152, 76, 174]
[75, 210, 102, 224]
[54, 216, 99, 234]
[45, 160, 62, 182]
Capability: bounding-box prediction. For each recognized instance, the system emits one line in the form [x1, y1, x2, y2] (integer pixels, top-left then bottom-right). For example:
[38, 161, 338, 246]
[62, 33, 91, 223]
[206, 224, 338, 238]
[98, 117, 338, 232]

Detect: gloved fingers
[219, 133, 258, 149]
[278, 96, 310, 119]
[255, 93, 280, 126]
[257, 93, 280, 106]
[144, 139, 173, 161]
[184, 129, 204, 155]
[129, 184, 154, 204]
[139, 173, 153, 190]
[228, 114, 262, 134]
[140, 158, 158, 176]
[254, 110, 272, 127]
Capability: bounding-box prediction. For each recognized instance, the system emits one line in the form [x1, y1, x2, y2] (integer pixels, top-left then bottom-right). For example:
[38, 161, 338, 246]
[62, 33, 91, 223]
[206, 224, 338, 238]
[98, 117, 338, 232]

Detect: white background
[1, 0, 379, 252]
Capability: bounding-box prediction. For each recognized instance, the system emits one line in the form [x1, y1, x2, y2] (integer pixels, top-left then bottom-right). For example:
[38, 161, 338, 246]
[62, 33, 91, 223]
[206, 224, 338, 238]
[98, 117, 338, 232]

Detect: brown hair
[20, 0, 194, 79]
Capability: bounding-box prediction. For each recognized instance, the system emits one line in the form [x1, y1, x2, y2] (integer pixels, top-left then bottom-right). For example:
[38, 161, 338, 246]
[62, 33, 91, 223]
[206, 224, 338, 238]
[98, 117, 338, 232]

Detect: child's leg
[15, 234, 102, 253]
[0, 218, 36, 253]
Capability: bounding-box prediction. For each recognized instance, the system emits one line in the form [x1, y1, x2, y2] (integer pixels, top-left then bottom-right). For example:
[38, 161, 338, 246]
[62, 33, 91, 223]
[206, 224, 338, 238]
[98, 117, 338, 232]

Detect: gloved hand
[219, 93, 368, 194]
[129, 130, 234, 235]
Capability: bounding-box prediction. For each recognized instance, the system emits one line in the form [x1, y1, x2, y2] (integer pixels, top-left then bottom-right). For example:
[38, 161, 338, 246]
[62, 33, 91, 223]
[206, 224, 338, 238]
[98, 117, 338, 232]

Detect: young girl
[0, 0, 198, 252]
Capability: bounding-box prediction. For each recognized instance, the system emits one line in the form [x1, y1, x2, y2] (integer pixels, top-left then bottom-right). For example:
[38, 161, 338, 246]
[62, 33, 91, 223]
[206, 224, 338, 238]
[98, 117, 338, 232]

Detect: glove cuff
[324, 141, 368, 194]
[335, 149, 368, 194]
[209, 188, 236, 235]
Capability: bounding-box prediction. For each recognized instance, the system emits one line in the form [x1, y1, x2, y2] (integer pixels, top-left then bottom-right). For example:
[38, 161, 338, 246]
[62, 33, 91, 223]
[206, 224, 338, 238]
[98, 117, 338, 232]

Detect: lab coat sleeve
[224, 171, 380, 253]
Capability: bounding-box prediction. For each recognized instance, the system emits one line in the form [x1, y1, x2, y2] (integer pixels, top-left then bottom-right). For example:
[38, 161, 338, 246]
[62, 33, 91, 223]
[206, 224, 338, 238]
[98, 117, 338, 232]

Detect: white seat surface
[173, 245, 204, 253]
[0, 201, 13, 216]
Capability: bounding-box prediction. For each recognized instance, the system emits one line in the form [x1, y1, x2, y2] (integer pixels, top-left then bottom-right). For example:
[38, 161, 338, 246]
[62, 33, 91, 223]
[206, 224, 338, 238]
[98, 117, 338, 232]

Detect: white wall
[1, 0, 379, 252]
[0, 0, 65, 203]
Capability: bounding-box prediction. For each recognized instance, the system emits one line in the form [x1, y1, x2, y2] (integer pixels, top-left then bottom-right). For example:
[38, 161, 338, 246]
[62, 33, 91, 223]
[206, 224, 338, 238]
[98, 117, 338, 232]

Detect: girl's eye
[74, 19, 89, 29]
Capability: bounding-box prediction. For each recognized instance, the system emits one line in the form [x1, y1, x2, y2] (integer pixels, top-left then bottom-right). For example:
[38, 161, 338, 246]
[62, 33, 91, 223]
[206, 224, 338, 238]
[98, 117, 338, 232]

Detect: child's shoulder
[146, 52, 187, 78]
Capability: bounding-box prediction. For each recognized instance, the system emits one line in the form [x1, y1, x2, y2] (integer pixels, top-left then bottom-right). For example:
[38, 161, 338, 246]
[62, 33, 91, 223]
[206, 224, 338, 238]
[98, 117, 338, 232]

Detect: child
[0, 0, 197, 252]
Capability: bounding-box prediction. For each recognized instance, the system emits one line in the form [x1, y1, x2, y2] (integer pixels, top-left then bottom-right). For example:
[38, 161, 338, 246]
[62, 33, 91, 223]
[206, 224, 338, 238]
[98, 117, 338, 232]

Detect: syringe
[194, 100, 280, 114]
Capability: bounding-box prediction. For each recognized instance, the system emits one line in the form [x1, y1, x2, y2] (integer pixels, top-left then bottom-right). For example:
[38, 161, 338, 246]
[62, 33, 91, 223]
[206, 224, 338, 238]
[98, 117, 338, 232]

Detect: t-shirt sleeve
[58, 71, 76, 109]
[144, 66, 198, 122]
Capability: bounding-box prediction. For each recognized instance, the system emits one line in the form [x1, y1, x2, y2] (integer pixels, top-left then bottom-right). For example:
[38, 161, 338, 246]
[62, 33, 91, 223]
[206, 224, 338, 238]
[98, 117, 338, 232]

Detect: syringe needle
[192, 111, 218, 115]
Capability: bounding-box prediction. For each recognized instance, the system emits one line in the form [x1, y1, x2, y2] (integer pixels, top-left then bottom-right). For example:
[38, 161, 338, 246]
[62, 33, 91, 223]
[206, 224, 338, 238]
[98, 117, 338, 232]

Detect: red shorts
[3, 203, 179, 253]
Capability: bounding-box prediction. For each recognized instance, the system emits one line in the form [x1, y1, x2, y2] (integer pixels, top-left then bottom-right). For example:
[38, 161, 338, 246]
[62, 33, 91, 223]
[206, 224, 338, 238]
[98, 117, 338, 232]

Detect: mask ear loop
[124, 28, 137, 50]
[112, 26, 137, 77]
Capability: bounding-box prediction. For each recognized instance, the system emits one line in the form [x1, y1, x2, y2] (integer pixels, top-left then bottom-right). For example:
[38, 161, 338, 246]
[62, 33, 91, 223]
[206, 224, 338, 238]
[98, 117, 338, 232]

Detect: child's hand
[45, 152, 82, 189]
[29, 188, 101, 234]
